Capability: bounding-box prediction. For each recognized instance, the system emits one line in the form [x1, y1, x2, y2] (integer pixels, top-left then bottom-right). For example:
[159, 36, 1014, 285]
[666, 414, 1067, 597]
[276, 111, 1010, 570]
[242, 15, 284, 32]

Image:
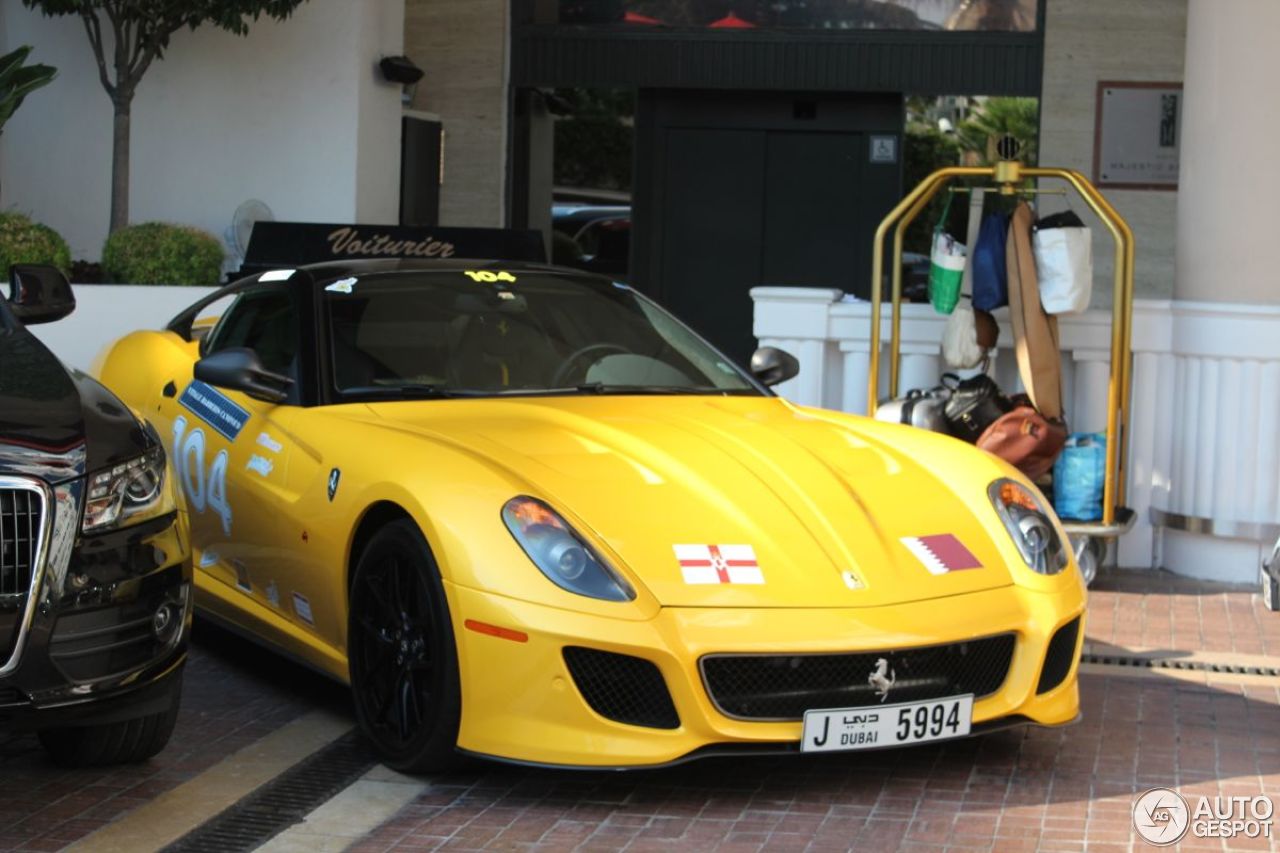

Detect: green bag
[928, 191, 965, 315]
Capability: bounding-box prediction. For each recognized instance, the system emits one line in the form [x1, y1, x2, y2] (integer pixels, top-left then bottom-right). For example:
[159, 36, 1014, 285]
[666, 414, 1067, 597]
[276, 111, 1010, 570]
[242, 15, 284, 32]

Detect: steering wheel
[552, 343, 632, 386]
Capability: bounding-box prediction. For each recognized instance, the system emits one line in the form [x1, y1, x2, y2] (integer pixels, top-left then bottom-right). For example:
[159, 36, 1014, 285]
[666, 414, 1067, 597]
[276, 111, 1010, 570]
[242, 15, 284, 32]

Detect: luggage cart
[1263, 536, 1280, 612]
[867, 159, 1136, 584]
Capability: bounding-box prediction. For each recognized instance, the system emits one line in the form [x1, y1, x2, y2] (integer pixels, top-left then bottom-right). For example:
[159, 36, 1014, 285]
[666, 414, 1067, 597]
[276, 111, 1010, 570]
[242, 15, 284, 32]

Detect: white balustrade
[752, 287, 1280, 582]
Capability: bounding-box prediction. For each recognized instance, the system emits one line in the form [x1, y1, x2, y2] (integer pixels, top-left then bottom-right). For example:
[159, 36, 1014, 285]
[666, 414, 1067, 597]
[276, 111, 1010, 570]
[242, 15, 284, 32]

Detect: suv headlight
[988, 478, 1069, 575]
[502, 496, 635, 602]
[83, 447, 171, 532]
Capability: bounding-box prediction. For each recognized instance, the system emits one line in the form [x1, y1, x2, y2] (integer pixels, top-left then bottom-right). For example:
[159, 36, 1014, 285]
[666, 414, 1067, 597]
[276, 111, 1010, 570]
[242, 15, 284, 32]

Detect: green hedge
[102, 222, 225, 286]
[0, 211, 71, 275]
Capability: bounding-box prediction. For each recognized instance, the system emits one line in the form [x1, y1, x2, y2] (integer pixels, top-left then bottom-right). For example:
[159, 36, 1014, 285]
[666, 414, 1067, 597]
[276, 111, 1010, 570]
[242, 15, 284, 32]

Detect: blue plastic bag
[1053, 432, 1106, 521]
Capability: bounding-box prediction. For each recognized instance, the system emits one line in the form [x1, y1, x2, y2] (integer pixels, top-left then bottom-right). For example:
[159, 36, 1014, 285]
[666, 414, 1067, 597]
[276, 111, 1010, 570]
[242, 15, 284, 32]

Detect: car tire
[37, 682, 182, 768]
[349, 518, 462, 774]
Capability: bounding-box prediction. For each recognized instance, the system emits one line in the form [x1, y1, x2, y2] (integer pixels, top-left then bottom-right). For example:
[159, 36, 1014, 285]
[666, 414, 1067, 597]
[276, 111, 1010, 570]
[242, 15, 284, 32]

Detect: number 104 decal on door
[172, 415, 233, 534]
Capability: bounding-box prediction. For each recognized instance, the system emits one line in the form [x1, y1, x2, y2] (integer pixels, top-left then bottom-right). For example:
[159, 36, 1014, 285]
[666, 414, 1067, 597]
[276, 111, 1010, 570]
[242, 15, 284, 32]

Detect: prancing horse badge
[327, 468, 341, 502]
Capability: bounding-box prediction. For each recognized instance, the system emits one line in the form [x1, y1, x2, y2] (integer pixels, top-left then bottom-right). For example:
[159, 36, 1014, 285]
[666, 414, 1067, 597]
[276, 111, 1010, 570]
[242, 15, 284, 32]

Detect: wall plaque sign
[1093, 81, 1183, 190]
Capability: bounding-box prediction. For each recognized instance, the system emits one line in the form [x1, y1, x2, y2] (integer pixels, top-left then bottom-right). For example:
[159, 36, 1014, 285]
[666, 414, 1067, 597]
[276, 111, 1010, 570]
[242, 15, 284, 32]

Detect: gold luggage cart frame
[867, 160, 1137, 559]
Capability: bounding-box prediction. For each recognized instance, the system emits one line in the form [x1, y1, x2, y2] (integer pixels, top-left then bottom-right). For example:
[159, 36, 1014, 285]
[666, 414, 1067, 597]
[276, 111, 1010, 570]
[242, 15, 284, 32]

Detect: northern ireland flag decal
[675, 544, 764, 585]
[900, 534, 982, 575]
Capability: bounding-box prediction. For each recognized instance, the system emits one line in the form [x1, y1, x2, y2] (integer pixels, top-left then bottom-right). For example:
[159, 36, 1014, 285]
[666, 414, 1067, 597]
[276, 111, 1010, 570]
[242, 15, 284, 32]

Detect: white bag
[942, 190, 987, 370]
[1033, 225, 1092, 314]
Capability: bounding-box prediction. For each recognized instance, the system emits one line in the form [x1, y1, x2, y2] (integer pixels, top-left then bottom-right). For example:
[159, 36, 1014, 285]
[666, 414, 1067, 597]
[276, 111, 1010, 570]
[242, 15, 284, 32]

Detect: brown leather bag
[976, 401, 1068, 480]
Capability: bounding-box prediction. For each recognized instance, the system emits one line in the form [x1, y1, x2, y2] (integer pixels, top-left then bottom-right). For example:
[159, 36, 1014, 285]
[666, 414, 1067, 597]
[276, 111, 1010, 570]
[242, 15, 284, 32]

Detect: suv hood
[0, 327, 150, 482]
[367, 395, 1017, 609]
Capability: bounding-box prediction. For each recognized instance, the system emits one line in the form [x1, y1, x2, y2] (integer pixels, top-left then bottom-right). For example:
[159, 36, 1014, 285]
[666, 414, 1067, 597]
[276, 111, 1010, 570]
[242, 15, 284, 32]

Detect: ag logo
[1133, 787, 1190, 846]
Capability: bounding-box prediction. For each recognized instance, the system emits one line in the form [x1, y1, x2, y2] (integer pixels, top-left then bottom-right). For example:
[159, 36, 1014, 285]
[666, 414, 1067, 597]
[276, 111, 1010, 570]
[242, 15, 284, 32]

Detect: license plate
[800, 694, 973, 753]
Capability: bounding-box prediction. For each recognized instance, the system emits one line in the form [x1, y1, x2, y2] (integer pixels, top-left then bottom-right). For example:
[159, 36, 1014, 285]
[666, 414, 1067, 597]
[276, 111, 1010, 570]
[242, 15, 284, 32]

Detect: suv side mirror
[750, 346, 800, 387]
[8, 265, 75, 325]
[194, 347, 293, 404]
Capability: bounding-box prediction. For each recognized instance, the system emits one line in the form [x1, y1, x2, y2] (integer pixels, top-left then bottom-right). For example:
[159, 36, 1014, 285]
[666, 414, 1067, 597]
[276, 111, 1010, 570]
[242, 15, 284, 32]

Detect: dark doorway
[400, 115, 443, 227]
[633, 91, 903, 365]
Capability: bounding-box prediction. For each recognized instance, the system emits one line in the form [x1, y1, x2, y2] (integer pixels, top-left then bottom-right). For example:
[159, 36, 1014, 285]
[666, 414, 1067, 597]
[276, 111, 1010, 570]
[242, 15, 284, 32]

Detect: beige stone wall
[1038, 0, 1187, 304]
[405, 0, 509, 227]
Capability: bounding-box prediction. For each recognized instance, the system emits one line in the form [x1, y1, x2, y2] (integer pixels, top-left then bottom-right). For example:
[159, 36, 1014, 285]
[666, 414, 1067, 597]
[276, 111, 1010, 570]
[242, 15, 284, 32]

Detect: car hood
[0, 327, 150, 482]
[366, 395, 1017, 608]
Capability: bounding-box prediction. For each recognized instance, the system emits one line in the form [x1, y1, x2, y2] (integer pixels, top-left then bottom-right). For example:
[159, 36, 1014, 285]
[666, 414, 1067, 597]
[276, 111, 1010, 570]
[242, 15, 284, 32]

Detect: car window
[205, 285, 301, 402]
[323, 271, 760, 398]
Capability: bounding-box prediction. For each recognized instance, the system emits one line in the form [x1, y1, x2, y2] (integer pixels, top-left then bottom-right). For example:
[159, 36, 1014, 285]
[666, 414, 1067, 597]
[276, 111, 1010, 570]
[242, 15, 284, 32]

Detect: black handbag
[941, 373, 1013, 443]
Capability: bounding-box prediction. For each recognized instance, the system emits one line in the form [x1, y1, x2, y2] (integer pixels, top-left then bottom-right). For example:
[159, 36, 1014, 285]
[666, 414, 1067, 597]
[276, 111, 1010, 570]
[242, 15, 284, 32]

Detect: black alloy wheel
[349, 519, 461, 773]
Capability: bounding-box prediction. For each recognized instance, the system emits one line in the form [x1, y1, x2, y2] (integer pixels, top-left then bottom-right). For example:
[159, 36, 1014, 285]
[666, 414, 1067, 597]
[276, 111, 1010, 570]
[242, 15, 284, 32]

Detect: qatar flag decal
[674, 544, 764, 585]
[900, 534, 983, 575]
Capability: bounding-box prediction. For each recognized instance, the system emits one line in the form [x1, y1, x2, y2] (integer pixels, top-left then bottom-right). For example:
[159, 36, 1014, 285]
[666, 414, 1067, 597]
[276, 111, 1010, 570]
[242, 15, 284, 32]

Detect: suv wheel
[37, 683, 182, 767]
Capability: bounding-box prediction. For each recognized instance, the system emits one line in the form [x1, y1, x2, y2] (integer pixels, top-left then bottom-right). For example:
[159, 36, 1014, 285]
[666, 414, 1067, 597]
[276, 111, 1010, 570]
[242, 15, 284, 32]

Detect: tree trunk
[110, 95, 132, 234]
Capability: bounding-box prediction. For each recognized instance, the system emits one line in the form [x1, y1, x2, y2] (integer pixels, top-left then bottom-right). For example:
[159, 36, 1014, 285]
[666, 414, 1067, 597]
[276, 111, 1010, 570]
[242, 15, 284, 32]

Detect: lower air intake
[1036, 617, 1081, 694]
[562, 646, 680, 730]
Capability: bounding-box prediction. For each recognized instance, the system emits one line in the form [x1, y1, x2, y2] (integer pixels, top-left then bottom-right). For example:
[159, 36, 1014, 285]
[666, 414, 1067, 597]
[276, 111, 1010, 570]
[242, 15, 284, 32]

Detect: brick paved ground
[346, 570, 1280, 853]
[1087, 569, 1280, 657]
[0, 622, 348, 853]
[1, 570, 1277, 852]
[346, 671, 1280, 853]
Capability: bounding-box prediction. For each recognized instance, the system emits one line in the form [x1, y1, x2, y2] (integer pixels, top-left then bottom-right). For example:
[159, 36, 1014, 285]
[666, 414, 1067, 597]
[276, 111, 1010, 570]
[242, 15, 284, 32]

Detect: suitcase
[875, 387, 951, 434]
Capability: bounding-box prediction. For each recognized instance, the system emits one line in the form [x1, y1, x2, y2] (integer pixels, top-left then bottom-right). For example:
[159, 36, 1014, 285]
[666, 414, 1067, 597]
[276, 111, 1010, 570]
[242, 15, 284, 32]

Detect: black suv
[0, 265, 190, 766]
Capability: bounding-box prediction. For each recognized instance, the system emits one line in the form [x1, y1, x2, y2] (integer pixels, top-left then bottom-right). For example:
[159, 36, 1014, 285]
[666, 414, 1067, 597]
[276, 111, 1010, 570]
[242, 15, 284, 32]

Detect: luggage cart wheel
[1070, 534, 1104, 587]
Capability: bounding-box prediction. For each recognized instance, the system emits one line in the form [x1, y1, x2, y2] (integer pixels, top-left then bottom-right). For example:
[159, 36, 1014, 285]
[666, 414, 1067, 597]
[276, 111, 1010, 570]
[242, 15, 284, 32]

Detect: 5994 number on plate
[801, 694, 973, 753]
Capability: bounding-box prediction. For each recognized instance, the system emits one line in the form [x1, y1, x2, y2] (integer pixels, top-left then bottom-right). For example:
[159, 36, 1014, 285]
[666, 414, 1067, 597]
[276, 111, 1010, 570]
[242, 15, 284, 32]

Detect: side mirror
[750, 346, 800, 387]
[194, 347, 293, 404]
[8, 265, 75, 325]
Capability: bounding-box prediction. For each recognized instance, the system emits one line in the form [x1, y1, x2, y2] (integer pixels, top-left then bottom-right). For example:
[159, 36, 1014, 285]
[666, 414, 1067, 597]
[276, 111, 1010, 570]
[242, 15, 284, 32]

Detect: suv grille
[701, 634, 1016, 720]
[0, 488, 40, 598]
[563, 647, 680, 730]
[0, 485, 44, 664]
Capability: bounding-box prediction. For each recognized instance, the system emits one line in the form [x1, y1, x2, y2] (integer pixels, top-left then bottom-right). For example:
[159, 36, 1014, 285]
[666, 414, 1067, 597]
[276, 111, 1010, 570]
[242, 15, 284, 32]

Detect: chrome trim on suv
[0, 475, 53, 677]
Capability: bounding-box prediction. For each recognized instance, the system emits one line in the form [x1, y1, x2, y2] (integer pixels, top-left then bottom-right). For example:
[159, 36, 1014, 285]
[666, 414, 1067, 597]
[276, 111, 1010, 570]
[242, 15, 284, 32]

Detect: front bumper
[0, 510, 192, 730]
[448, 579, 1086, 768]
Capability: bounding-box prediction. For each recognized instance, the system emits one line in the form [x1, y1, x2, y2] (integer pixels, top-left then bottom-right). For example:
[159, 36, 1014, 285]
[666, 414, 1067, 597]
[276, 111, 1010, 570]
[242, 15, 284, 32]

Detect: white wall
[1175, 0, 1280, 306]
[0, 0, 405, 263]
[28, 285, 219, 372]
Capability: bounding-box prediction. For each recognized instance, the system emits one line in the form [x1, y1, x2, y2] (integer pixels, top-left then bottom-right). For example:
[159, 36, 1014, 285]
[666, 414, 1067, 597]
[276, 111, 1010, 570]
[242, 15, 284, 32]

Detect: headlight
[988, 478, 1069, 575]
[83, 447, 169, 532]
[501, 496, 635, 602]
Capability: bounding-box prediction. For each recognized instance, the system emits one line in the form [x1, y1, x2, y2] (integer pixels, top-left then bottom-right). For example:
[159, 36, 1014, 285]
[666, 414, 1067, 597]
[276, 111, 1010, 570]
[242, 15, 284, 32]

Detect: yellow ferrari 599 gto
[94, 260, 1085, 771]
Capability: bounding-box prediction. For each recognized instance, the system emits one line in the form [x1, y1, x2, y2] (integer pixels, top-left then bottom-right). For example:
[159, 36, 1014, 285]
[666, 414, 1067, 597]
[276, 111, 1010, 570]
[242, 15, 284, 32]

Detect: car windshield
[324, 270, 761, 398]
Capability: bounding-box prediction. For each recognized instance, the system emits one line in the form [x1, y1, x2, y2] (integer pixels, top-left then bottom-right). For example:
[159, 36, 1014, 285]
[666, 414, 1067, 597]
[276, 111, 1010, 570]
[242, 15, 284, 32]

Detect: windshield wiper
[572, 383, 734, 396]
[342, 384, 488, 399]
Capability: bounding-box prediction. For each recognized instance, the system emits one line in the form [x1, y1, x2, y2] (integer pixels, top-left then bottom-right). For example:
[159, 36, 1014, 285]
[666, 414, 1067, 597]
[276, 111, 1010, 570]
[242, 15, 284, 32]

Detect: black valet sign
[238, 222, 547, 276]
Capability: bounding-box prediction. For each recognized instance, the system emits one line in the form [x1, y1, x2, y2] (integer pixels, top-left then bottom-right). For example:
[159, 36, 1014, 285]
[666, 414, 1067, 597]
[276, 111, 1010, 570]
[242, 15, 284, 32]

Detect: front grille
[563, 647, 680, 730]
[0, 488, 41, 598]
[701, 634, 1017, 721]
[1036, 617, 1081, 694]
[0, 485, 44, 664]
